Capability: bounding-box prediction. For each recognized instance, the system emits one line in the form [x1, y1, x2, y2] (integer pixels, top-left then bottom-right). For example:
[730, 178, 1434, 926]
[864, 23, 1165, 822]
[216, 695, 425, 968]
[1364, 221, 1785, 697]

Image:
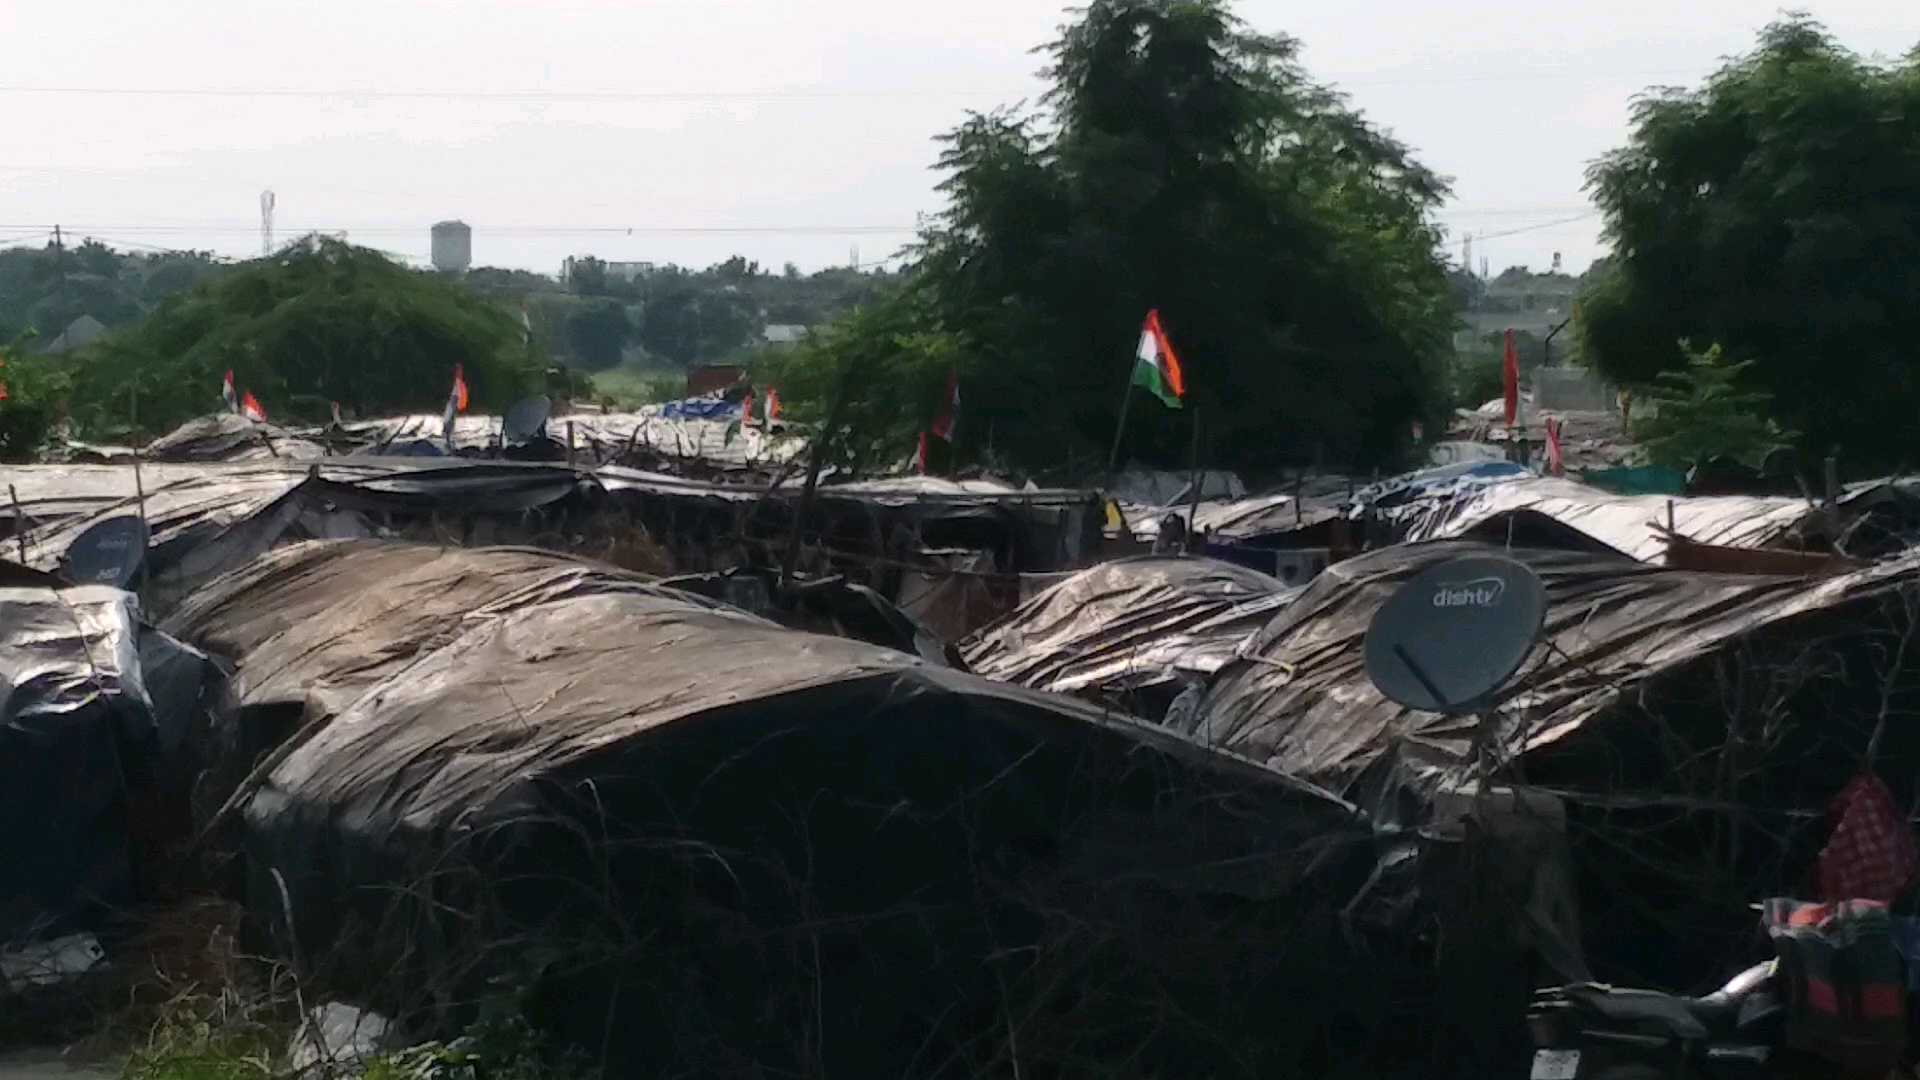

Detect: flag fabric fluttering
[930, 368, 959, 441]
[442, 364, 469, 442]
[916, 369, 961, 473]
[766, 387, 781, 422]
[1502, 328, 1519, 428]
[1544, 415, 1564, 476]
[739, 390, 755, 427]
[1133, 310, 1186, 410]
[240, 390, 267, 423]
[222, 370, 238, 414]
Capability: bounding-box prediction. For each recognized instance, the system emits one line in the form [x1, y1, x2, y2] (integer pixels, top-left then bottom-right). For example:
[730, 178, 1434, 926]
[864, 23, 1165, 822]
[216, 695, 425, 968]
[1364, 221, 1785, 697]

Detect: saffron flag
[915, 431, 930, 474]
[222, 370, 238, 414]
[766, 387, 781, 422]
[240, 390, 267, 423]
[930, 369, 959, 441]
[442, 364, 469, 442]
[1544, 415, 1564, 476]
[1133, 310, 1186, 409]
[1502, 328, 1519, 428]
[739, 390, 755, 427]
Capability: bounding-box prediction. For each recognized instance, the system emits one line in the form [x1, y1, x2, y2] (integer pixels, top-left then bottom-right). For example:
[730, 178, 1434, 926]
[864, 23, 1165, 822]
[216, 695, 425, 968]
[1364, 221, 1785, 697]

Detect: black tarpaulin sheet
[658, 568, 959, 665]
[175, 542, 1425, 1077]
[961, 556, 1295, 700]
[144, 413, 328, 463]
[0, 583, 154, 941]
[1183, 540, 1920, 796]
[163, 542, 734, 808]
[1399, 476, 1816, 562]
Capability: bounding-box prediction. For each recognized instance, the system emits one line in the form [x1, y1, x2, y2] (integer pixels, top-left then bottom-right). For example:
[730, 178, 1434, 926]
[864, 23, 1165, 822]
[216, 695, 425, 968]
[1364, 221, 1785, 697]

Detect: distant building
[430, 221, 472, 273]
[559, 257, 654, 286]
[760, 324, 809, 348]
[39, 314, 108, 355]
[686, 364, 747, 397]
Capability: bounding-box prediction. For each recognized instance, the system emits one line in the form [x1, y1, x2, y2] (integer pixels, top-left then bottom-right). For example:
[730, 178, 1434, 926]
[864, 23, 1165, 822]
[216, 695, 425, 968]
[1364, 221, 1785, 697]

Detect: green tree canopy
[816, 0, 1455, 474]
[1632, 343, 1790, 471]
[565, 300, 632, 371]
[65, 237, 542, 437]
[1581, 17, 1920, 468]
[759, 292, 972, 475]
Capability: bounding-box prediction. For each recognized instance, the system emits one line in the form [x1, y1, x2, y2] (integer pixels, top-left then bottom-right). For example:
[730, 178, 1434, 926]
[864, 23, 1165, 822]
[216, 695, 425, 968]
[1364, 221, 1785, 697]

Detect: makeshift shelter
[143, 413, 326, 463]
[962, 556, 1295, 718]
[168, 540, 1496, 1078]
[0, 571, 221, 944]
[1399, 475, 1815, 561]
[1184, 540, 1920, 986]
[7, 459, 1096, 631]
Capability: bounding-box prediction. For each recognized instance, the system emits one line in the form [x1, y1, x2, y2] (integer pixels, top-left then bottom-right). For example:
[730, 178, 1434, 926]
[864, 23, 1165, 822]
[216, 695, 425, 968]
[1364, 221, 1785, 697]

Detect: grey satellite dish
[64, 515, 151, 588]
[1363, 554, 1547, 713]
[503, 395, 552, 445]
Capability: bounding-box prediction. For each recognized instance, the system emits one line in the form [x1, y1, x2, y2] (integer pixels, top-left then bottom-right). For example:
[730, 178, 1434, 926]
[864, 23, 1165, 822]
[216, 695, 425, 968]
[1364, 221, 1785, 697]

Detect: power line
[1471, 213, 1602, 239]
[1435, 205, 1595, 219]
[0, 67, 1710, 102]
[0, 222, 919, 237]
[0, 85, 1011, 103]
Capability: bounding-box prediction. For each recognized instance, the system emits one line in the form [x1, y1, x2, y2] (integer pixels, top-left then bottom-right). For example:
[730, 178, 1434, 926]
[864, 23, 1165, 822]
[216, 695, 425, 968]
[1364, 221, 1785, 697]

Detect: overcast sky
[4, 1, 1915, 276]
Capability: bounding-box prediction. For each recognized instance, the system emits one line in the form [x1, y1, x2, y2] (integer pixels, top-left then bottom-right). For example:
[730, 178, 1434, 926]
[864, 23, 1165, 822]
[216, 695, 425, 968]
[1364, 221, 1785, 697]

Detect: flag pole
[1184, 407, 1203, 554]
[1105, 360, 1137, 478]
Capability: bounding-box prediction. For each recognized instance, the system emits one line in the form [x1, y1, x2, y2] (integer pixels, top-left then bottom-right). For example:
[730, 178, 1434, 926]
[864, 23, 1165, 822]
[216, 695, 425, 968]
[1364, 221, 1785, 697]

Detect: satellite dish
[1363, 554, 1547, 713]
[63, 515, 151, 588]
[503, 395, 552, 445]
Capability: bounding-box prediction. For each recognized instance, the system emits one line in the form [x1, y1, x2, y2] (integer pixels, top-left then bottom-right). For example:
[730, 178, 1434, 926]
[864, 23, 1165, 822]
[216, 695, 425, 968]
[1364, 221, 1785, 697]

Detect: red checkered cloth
[1817, 773, 1917, 904]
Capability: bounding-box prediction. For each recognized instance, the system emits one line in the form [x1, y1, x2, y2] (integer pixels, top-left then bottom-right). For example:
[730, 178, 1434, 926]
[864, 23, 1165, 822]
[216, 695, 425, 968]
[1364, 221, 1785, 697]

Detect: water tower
[430, 220, 472, 273]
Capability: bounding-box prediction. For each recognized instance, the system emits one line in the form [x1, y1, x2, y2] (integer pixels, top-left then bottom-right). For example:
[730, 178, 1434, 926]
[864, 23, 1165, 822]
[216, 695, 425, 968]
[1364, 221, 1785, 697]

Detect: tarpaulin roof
[174, 540, 1404, 1076]
[1349, 460, 1533, 523]
[144, 413, 327, 462]
[114, 404, 807, 471]
[1, 582, 150, 941]
[962, 556, 1296, 696]
[1181, 539, 1920, 797]
[1399, 475, 1814, 561]
[166, 542, 740, 743]
[554, 407, 803, 470]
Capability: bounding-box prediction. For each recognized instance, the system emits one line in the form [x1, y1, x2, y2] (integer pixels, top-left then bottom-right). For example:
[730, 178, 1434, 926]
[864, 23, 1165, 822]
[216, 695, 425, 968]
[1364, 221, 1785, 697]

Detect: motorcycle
[1525, 960, 1787, 1079]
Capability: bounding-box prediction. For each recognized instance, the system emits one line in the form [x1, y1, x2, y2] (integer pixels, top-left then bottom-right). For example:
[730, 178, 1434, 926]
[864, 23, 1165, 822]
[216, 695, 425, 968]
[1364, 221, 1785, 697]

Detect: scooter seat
[1561, 985, 1711, 1040]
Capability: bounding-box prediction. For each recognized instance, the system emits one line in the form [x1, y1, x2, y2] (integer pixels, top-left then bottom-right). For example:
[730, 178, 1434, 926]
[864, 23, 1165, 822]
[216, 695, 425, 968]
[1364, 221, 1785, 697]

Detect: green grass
[584, 363, 684, 410]
[120, 1001, 588, 1080]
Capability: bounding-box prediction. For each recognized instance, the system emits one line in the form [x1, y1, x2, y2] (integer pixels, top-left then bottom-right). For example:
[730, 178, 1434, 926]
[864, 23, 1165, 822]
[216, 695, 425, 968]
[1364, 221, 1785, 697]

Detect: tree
[565, 299, 631, 370]
[637, 269, 759, 365]
[1633, 343, 1790, 471]
[757, 291, 973, 475]
[0, 335, 68, 462]
[785, 0, 1452, 474]
[1581, 17, 1920, 469]
[64, 237, 541, 437]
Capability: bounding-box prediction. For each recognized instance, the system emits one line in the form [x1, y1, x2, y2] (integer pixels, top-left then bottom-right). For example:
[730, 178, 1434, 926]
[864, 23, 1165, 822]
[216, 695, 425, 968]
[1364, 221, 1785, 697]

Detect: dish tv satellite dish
[503, 395, 552, 445]
[63, 515, 151, 588]
[1363, 554, 1547, 713]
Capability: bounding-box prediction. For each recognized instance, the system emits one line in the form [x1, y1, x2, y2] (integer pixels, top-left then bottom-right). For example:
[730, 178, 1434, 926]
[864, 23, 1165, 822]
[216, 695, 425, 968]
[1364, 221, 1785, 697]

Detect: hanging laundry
[1817, 772, 1917, 903]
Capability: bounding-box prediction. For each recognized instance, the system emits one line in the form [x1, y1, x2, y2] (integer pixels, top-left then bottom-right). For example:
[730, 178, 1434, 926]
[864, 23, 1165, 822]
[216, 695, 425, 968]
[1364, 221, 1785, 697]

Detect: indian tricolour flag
[1132, 309, 1186, 409]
